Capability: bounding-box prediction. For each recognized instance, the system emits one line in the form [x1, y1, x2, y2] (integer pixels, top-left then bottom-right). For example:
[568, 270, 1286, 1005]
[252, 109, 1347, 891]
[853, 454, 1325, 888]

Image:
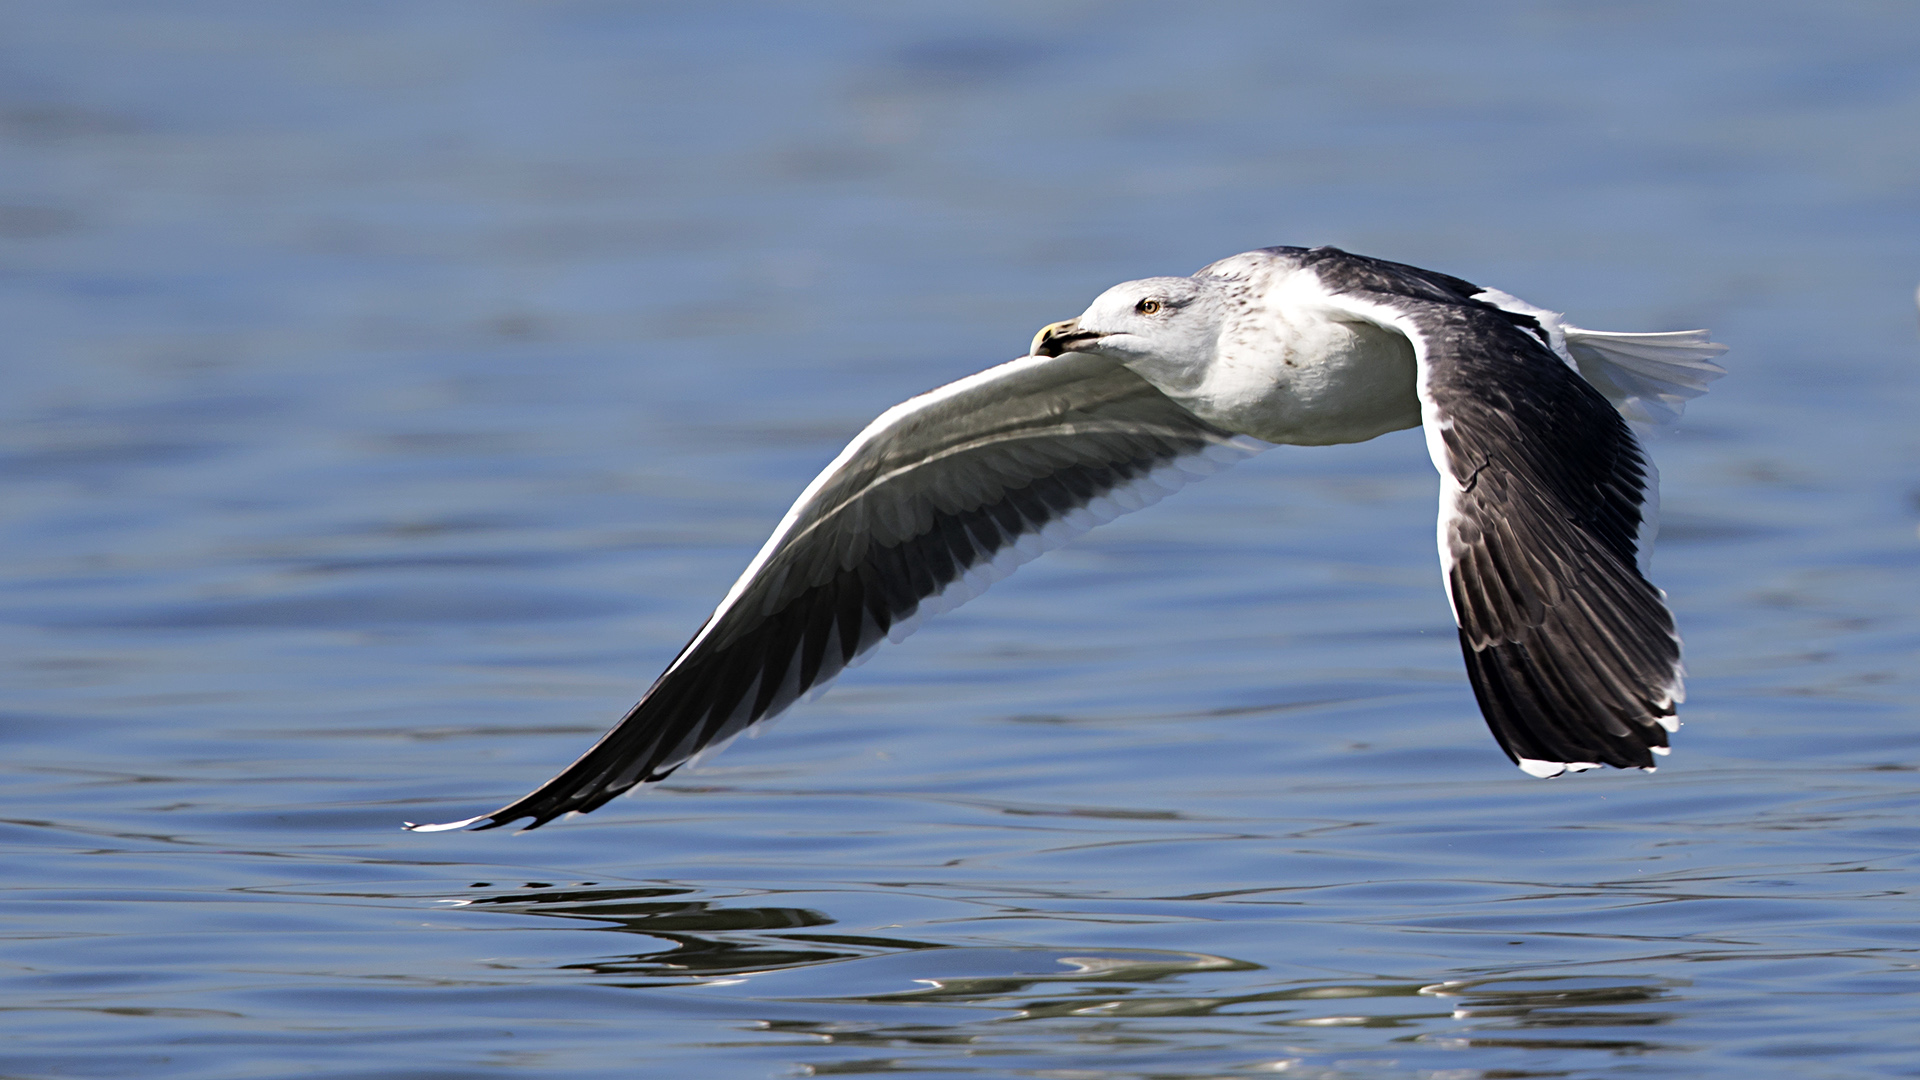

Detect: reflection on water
[5, 2, 1920, 1079]
[446, 881, 1696, 1073]
[469, 883, 854, 979]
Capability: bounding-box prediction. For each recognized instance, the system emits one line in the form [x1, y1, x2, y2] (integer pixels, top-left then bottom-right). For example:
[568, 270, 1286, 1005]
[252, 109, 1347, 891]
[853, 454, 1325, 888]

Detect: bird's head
[1031, 276, 1225, 388]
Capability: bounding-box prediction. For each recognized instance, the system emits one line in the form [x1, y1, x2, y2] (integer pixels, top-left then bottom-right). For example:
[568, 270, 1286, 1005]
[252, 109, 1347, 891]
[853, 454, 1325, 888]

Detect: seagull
[411, 246, 1726, 832]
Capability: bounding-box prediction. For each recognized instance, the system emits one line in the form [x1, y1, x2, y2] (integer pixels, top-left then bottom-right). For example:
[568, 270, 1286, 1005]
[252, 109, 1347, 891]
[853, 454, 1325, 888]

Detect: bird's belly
[1186, 318, 1422, 446]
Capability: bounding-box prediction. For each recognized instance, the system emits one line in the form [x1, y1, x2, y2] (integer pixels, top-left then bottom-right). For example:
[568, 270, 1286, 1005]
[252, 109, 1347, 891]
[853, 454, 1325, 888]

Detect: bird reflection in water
[459, 883, 881, 982]
[454, 883, 1684, 1066]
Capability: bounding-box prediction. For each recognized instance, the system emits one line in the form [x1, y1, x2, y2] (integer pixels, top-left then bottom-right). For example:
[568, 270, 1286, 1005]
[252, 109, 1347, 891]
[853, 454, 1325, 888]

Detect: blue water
[4, 4, 1920, 1077]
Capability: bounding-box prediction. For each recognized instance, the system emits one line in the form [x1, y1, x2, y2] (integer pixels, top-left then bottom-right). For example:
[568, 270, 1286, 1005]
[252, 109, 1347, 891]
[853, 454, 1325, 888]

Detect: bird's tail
[1562, 327, 1728, 425]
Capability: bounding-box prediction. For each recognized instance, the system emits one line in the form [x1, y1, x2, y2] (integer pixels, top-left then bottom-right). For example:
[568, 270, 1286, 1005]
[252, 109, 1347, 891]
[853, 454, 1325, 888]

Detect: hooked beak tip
[1031, 318, 1099, 357]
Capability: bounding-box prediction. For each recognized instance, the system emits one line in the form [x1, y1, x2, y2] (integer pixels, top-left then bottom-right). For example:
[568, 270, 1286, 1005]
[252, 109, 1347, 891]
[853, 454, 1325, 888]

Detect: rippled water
[5, 4, 1920, 1078]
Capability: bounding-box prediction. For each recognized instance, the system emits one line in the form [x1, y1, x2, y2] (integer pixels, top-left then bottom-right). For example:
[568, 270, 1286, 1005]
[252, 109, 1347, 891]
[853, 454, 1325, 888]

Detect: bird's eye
[1135, 298, 1163, 315]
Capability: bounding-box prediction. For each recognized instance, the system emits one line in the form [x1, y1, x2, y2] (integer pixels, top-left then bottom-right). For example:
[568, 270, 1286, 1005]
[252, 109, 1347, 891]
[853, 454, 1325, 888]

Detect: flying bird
[411, 246, 1726, 832]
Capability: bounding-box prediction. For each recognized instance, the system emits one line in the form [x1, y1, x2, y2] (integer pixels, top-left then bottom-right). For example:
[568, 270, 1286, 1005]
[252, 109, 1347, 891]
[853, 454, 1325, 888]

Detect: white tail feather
[1562, 327, 1728, 425]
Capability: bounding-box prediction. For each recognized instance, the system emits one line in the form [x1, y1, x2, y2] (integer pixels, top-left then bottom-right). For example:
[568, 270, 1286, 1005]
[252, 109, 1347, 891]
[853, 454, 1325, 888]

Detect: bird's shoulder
[1322, 246, 1480, 301]
[1199, 246, 1484, 307]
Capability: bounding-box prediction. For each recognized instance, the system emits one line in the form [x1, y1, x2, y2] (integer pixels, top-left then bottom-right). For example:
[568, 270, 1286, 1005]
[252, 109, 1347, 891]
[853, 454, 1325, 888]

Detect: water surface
[4, 4, 1920, 1077]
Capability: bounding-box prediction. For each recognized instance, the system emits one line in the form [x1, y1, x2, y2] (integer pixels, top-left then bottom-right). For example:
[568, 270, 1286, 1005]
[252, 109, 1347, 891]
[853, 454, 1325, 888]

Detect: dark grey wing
[411, 352, 1262, 831]
[1314, 253, 1683, 776]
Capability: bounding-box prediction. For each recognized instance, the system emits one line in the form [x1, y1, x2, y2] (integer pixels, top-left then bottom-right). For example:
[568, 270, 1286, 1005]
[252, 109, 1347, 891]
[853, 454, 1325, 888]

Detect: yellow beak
[1031, 318, 1099, 357]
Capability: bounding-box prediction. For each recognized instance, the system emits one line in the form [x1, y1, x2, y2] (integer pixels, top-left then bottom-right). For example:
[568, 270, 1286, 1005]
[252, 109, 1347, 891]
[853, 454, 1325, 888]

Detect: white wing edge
[403, 815, 484, 833]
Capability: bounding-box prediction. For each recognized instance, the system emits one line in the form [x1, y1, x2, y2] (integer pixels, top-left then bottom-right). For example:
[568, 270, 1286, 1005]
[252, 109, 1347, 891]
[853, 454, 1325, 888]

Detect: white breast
[1179, 277, 1423, 446]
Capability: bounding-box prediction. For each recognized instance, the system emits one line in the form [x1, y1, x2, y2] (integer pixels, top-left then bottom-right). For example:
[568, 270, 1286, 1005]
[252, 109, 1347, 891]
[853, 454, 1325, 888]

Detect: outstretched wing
[1307, 249, 1684, 776]
[412, 351, 1262, 830]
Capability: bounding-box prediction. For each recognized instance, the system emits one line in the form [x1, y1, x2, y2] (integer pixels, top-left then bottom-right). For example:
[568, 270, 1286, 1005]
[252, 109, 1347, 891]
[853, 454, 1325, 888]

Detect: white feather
[1563, 326, 1728, 425]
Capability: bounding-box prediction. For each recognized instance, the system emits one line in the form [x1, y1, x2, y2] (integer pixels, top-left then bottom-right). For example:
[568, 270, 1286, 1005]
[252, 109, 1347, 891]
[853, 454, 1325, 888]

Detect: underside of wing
[413, 352, 1261, 831]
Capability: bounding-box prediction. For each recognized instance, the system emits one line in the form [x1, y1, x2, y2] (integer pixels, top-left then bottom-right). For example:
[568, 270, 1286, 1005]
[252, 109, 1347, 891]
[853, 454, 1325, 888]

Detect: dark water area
[4, 4, 1920, 1077]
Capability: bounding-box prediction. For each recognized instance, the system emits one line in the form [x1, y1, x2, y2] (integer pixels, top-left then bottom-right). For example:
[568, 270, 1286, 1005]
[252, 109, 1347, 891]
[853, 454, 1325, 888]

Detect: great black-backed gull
[411, 246, 1726, 832]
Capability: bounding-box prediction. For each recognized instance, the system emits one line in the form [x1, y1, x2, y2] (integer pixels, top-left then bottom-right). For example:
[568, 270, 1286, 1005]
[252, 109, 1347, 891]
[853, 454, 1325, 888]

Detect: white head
[1031, 275, 1229, 392]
